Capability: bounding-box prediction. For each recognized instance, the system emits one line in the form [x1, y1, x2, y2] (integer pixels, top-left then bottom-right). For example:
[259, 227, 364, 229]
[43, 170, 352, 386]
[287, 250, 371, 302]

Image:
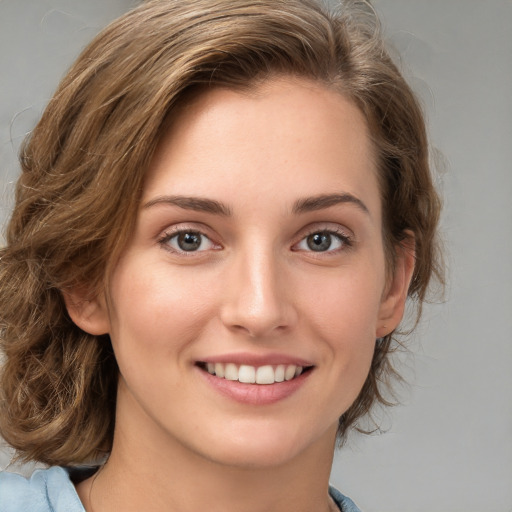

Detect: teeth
[275, 365, 285, 382]
[284, 365, 296, 381]
[214, 362, 225, 378]
[204, 362, 307, 385]
[255, 365, 274, 384]
[239, 365, 256, 384]
[225, 363, 238, 381]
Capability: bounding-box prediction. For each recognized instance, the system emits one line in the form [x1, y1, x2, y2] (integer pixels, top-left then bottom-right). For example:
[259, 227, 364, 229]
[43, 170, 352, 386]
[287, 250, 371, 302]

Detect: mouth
[196, 361, 314, 385]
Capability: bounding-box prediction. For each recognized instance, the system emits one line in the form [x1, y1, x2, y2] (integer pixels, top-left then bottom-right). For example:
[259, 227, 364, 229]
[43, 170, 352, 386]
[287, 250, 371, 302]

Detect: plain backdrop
[1, 1, 511, 511]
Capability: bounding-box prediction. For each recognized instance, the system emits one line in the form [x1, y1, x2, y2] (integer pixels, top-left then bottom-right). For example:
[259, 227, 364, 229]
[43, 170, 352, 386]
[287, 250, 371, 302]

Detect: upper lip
[197, 352, 314, 367]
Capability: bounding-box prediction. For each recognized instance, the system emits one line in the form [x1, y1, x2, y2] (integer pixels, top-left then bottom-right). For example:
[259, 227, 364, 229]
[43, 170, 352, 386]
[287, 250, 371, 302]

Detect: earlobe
[62, 287, 110, 336]
[376, 236, 416, 338]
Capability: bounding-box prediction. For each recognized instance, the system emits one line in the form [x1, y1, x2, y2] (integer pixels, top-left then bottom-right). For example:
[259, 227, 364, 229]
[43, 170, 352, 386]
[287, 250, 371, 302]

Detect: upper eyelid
[157, 222, 215, 239]
[303, 225, 350, 235]
[296, 222, 353, 240]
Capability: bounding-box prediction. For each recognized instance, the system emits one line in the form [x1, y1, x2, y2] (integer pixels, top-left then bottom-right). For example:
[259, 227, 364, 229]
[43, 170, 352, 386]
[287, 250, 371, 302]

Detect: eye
[294, 230, 349, 253]
[160, 230, 217, 253]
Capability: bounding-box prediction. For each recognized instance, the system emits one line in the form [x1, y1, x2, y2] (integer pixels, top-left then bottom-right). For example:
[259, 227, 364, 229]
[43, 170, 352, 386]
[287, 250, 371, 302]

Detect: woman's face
[81, 78, 410, 469]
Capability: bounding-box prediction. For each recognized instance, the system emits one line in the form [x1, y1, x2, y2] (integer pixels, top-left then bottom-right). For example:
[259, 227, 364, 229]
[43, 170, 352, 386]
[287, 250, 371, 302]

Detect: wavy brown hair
[0, 0, 443, 466]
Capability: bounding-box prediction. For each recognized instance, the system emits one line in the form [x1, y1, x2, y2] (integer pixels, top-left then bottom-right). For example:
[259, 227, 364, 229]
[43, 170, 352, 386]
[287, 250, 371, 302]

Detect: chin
[202, 444, 305, 470]
[186, 421, 336, 470]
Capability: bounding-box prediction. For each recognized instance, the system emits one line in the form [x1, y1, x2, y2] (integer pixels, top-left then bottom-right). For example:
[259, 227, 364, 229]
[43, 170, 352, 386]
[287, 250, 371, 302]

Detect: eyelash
[157, 226, 353, 255]
[158, 228, 219, 255]
[293, 227, 353, 255]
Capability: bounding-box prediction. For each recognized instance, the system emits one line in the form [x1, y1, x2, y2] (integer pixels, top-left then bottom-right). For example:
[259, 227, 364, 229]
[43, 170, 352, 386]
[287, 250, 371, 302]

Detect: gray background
[1, 1, 511, 511]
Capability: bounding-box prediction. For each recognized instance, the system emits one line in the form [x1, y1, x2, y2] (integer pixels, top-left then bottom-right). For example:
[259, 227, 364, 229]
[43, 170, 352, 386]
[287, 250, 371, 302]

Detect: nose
[219, 246, 297, 338]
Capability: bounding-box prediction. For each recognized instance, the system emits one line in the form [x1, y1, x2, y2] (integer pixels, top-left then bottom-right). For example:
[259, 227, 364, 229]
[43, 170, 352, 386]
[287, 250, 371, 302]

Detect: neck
[76, 384, 339, 512]
[84, 434, 337, 512]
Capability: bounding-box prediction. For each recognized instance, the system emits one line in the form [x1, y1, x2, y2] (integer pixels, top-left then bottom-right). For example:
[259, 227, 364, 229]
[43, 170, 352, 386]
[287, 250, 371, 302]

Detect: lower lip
[197, 367, 312, 405]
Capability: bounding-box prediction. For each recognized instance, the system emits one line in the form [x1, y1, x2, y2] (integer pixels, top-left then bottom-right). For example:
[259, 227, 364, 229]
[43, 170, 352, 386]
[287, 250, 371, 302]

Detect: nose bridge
[221, 238, 295, 337]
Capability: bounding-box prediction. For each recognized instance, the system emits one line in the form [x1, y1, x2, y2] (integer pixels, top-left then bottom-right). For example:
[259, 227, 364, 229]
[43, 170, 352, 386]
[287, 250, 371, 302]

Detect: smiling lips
[201, 362, 307, 385]
[196, 359, 314, 405]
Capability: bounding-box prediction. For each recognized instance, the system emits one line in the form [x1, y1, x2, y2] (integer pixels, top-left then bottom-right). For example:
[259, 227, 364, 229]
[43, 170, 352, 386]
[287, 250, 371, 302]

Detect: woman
[0, 0, 443, 510]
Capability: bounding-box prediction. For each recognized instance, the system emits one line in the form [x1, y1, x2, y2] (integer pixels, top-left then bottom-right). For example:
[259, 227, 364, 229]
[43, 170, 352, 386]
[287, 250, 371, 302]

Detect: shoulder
[329, 485, 363, 512]
[0, 466, 85, 512]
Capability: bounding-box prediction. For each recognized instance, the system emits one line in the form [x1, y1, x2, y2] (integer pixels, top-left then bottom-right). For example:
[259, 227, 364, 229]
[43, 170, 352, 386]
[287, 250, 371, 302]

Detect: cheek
[299, 265, 384, 340]
[107, 261, 219, 370]
[296, 267, 382, 396]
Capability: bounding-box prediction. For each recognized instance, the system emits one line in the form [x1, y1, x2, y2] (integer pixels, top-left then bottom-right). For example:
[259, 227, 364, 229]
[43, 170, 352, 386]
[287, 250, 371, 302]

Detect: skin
[68, 77, 414, 512]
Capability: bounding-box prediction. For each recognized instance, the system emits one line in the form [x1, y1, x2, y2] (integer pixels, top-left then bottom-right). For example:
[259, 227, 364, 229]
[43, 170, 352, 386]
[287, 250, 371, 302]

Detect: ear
[376, 235, 416, 338]
[62, 286, 110, 336]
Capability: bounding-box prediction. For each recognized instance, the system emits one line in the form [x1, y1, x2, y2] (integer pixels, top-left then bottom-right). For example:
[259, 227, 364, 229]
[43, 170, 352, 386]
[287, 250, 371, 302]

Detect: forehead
[144, 77, 379, 218]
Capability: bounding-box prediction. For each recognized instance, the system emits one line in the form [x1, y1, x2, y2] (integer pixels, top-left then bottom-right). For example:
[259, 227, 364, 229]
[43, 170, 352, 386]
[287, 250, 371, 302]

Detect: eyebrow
[292, 193, 370, 215]
[143, 195, 232, 216]
[143, 192, 369, 217]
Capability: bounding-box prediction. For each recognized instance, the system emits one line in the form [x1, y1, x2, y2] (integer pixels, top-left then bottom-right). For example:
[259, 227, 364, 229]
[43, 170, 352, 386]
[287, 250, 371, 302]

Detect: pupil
[307, 233, 331, 252]
[178, 232, 201, 251]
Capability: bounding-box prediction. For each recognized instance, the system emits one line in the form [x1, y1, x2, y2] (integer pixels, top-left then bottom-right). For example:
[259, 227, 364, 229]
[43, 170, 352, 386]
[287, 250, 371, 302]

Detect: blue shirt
[0, 466, 362, 511]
